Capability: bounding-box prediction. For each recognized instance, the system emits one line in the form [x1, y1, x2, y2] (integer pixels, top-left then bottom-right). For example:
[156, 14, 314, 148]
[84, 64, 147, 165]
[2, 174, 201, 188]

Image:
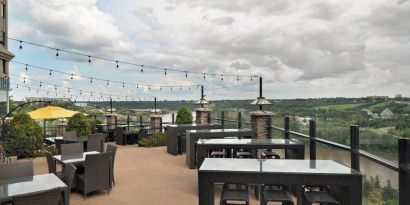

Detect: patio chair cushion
[304, 191, 340, 204]
[263, 189, 293, 202]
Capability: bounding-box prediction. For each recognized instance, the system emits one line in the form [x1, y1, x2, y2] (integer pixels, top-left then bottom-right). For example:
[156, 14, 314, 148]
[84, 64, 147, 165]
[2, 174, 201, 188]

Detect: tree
[66, 113, 91, 137]
[176, 107, 193, 124]
[4, 113, 43, 158]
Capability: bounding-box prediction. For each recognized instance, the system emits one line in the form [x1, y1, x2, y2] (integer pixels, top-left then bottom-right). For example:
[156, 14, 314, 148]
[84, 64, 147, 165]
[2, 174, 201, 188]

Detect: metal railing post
[140, 116, 143, 126]
[127, 115, 130, 131]
[350, 125, 360, 172]
[221, 111, 225, 128]
[399, 138, 410, 205]
[237, 112, 242, 129]
[309, 120, 316, 160]
[172, 113, 175, 124]
[284, 116, 290, 139]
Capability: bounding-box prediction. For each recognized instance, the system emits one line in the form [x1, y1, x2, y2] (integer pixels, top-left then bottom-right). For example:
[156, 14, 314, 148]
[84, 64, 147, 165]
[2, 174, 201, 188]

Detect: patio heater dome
[250, 97, 271, 105]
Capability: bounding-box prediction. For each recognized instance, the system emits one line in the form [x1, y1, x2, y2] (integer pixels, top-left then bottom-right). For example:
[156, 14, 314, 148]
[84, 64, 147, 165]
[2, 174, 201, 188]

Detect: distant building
[74, 102, 88, 107]
[366, 96, 389, 101]
[361, 108, 373, 116]
[395, 94, 402, 99]
[380, 108, 394, 119]
[0, 0, 14, 116]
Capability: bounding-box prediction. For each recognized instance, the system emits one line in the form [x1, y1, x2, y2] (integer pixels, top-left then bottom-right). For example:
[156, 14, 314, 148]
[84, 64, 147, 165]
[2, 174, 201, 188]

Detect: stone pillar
[150, 115, 162, 133]
[250, 111, 272, 139]
[196, 108, 210, 124]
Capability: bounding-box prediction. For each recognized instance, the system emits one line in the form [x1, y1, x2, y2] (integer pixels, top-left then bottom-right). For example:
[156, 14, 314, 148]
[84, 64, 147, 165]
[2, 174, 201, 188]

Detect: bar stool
[303, 186, 340, 205]
[220, 183, 249, 205]
[260, 150, 281, 159]
[261, 185, 294, 205]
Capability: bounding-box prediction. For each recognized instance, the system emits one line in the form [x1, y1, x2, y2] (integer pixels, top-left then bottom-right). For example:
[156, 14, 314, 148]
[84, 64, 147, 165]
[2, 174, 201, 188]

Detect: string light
[237, 75, 239, 82]
[122, 82, 125, 87]
[19, 41, 23, 50]
[25, 64, 28, 72]
[140, 65, 144, 73]
[49, 70, 52, 76]
[107, 80, 110, 86]
[39, 82, 42, 87]
[90, 77, 93, 83]
[203, 73, 206, 80]
[23, 77, 26, 83]
[251, 76, 253, 82]
[16, 84, 18, 88]
[221, 75, 224, 81]
[9, 37, 260, 81]
[164, 69, 167, 76]
[70, 74, 74, 80]
[116, 61, 119, 69]
[185, 72, 188, 78]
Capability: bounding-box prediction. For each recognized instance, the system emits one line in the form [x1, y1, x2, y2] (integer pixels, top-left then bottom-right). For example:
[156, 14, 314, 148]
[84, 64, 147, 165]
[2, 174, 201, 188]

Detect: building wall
[0, 0, 13, 116]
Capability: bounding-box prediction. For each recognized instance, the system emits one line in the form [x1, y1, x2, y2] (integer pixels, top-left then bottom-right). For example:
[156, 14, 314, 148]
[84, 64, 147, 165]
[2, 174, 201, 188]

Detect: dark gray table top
[0, 174, 67, 199]
[200, 158, 360, 175]
[188, 128, 253, 133]
[53, 151, 99, 164]
[197, 138, 303, 146]
[45, 136, 88, 143]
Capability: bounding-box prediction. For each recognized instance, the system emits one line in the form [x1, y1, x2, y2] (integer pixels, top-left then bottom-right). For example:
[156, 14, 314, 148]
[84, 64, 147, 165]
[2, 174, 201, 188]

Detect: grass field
[315, 103, 363, 110]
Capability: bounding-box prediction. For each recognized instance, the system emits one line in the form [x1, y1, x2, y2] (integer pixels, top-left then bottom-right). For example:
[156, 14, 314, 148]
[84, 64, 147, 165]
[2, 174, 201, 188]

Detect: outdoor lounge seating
[220, 183, 249, 205]
[61, 143, 84, 156]
[87, 134, 105, 152]
[59, 163, 77, 191]
[0, 160, 33, 180]
[106, 144, 118, 187]
[13, 187, 62, 205]
[76, 152, 111, 198]
[46, 152, 61, 177]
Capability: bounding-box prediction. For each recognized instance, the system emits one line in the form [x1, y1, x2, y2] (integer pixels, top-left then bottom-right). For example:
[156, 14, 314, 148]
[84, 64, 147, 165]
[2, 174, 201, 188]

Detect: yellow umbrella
[27, 105, 81, 120]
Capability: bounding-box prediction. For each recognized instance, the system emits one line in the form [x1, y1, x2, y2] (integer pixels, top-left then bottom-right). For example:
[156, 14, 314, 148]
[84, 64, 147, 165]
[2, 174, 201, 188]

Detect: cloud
[9, 0, 135, 58]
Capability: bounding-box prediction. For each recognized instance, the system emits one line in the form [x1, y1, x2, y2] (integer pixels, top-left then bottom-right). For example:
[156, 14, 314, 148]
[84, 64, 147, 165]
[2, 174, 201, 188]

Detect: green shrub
[138, 132, 166, 147]
[66, 113, 91, 137]
[176, 107, 193, 124]
[4, 113, 43, 159]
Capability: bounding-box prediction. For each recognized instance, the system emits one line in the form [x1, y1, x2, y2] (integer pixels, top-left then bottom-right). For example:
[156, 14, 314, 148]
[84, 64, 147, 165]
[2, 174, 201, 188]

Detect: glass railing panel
[359, 129, 398, 164]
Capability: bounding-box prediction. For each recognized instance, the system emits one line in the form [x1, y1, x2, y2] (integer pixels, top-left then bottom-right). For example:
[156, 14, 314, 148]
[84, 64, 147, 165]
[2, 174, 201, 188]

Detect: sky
[7, 0, 410, 101]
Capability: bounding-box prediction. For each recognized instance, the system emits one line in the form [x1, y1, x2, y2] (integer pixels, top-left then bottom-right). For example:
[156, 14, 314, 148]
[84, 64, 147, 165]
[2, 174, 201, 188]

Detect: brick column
[250, 111, 272, 139]
[196, 108, 210, 124]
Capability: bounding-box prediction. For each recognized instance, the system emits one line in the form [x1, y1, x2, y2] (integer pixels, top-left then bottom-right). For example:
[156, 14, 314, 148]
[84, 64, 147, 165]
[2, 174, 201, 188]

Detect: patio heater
[195, 85, 210, 124]
[150, 97, 162, 133]
[250, 77, 272, 139]
[106, 97, 117, 140]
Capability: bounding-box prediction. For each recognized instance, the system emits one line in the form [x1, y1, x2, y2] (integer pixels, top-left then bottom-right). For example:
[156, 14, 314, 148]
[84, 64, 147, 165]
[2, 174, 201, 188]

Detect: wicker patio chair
[45, 152, 62, 177]
[115, 127, 125, 145]
[303, 186, 341, 205]
[54, 139, 65, 155]
[59, 163, 77, 191]
[0, 160, 33, 180]
[76, 152, 111, 198]
[14, 187, 61, 205]
[261, 185, 294, 205]
[260, 150, 281, 159]
[61, 143, 84, 156]
[106, 144, 118, 187]
[87, 134, 105, 152]
[220, 183, 249, 205]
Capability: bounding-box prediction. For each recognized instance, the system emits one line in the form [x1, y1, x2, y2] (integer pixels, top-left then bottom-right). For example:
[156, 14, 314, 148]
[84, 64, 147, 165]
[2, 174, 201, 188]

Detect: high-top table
[196, 138, 305, 168]
[166, 123, 222, 155]
[186, 129, 256, 169]
[0, 173, 69, 205]
[198, 158, 362, 205]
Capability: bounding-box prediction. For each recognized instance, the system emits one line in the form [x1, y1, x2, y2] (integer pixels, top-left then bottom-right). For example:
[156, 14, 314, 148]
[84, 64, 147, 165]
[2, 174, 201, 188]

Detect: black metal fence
[210, 111, 409, 205]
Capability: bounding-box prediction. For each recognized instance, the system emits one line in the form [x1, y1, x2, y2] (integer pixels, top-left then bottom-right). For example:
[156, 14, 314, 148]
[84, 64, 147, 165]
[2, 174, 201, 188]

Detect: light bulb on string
[122, 82, 125, 88]
[39, 82, 42, 87]
[23, 77, 26, 83]
[221, 75, 224, 81]
[16, 84, 18, 89]
[25, 64, 28, 72]
[160, 86, 162, 91]
[56, 49, 59, 57]
[170, 86, 173, 91]
[203, 73, 206, 80]
[54, 85, 57, 91]
[251, 76, 253, 82]
[88, 56, 91, 64]
[236, 75, 239, 82]
[70, 74, 73, 80]
[107, 80, 110, 86]
[137, 84, 139, 88]
[148, 85, 151, 90]
[164, 69, 167, 76]
[90, 78, 93, 83]
[68, 88, 70, 93]
[19, 41, 23, 51]
[80, 90, 82, 95]
[185, 72, 188, 78]
[91, 92, 93, 97]
[36, 89, 39, 93]
[49, 70, 52, 76]
[116, 61, 119, 69]
[140, 65, 144, 73]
